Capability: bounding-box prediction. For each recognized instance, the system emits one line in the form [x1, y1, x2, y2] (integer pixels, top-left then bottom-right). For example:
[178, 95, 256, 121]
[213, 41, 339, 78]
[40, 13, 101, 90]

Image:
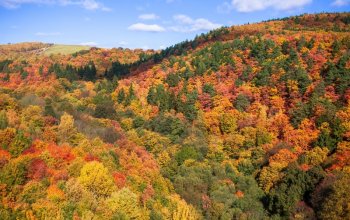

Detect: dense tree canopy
[0, 13, 349, 220]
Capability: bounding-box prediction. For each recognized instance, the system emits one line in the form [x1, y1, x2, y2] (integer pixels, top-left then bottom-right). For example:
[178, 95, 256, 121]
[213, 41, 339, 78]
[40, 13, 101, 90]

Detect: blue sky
[0, 0, 349, 49]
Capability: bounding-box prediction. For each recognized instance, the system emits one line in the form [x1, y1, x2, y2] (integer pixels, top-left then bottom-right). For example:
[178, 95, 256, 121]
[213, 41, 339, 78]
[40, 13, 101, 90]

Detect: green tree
[78, 61, 97, 81]
[332, 40, 341, 56]
[8, 130, 31, 157]
[0, 157, 30, 189]
[44, 98, 56, 117]
[132, 116, 145, 128]
[203, 84, 216, 97]
[147, 86, 157, 105]
[290, 102, 311, 128]
[254, 68, 271, 86]
[117, 89, 126, 104]
[234, 94, 250, 112]
[156, 84, 170, 112]
[175, 146, 199, 164]
[124, 84, 136, 106]
[267, 165, 325, 217]
[165, 73, 181, 87]
[0, 110, 8, 129]
[20, 68, 28, 79]
[93, 93, 116, 118]
[195, 60, 206, 76]
[173, 164, 211, 207]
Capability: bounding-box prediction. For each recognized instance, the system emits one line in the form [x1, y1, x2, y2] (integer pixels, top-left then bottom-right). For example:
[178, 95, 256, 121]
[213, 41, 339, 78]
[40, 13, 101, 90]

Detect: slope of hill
[0, 12, 350, 220]
[43, 44, 91, 55]
[0, 42, 51, 59]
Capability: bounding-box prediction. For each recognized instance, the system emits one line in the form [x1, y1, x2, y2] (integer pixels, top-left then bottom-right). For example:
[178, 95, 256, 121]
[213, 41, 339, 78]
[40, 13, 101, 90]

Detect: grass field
[43, 44, 91, 55]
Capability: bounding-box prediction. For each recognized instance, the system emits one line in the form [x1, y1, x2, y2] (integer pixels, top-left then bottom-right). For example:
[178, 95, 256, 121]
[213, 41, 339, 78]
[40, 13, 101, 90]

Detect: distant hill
[0, 42, 91, 58]
[43, 44, 91, 55]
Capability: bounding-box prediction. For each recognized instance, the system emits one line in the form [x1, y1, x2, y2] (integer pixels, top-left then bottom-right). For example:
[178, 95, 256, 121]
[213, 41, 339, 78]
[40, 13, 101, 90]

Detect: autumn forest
[0, 13, 350, 220]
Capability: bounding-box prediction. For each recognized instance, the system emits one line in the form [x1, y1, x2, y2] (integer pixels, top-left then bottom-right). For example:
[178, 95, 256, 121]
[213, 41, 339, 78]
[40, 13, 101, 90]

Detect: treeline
[104, 27, 230, 79]
[48, 61, 97, 81]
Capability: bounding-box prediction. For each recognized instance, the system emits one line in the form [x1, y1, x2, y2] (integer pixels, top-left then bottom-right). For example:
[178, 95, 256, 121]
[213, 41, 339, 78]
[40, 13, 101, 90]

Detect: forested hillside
[0, 13, 350, 219]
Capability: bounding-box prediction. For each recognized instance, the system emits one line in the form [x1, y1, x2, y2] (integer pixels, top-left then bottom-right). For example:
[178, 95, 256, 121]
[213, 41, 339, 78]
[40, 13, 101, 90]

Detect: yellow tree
[57, 112, 76, 144]
[319, 173, 350, 220]
[303, 147, 329, 166]
[337, 104, 350, 140]
[219, 113, 237, 134]
[258, 164, 283, 193]
[171, 195, 201, 220]
[78, 161, 116, 198]
[20, 105, 43, 134]
[107, 187, 148, 220]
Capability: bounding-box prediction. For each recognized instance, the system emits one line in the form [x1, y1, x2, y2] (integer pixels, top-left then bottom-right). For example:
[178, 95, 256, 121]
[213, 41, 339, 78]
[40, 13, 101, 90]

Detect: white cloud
[35, 32, 62, 36]
[219, 0, 312, 13]
[217, 2, 233, 13]
[101, 6, 111, 11]
[192, 19, 221, 30]
[82, 0, 98, 10]
[139, 13, 159, 20]
[60, 0, 111, 11]
[128, 23, 165, 32]
[80, 41, 97, 46]
[174, 14, 193, 24]
[0, 0, 50, 9]
[0, 0, 111, 11]
[118, 41, 128, 46]
[332, 0, 350, 6]
[170, 14, 222, 33]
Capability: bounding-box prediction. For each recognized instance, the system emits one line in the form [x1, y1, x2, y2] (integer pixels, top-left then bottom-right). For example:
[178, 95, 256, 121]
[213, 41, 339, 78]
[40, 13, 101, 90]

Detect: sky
[0, 0, 349, 49]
